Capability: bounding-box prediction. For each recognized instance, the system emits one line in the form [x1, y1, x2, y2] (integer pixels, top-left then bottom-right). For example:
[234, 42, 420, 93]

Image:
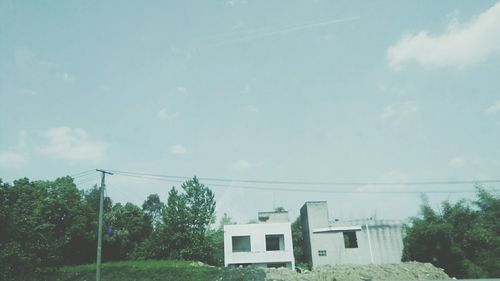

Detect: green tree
[274, 206, 286, 213]
[0, 177, 89, 278]
[103, 203, 152, 261]
[205, 213, 235, 266]
[142, 193, 165, 228]
[163, 177, 216, 262]
[291, 216, 308, 269]
[403, 187, 500, 278]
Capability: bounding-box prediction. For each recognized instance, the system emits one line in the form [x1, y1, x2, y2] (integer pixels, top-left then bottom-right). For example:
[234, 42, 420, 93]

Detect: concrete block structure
[301, 201, 404, 268]
[224, 211, 295, 270]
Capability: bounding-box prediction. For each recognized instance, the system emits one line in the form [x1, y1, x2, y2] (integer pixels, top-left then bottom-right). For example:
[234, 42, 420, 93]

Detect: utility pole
[95, 169, 113, 281]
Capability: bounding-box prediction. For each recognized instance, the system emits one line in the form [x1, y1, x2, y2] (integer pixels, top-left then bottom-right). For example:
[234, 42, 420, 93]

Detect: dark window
[267, 263, 287, 268]
[343, 231, 358, 248]
[318, 250, 327, 256]
[266, 234, 285, 251]
[231, 263, 252, 267]
[232, 236, 251, 252]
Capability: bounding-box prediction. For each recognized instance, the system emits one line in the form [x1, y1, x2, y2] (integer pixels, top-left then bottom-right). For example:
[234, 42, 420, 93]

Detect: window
[343, 231, 358, 248]
[318, 250, 327, 256]
[266, 234, 285, 251]
[232, 236, 251, 252]
[267, 263, 287, 268]
[231, 263, 252, 267]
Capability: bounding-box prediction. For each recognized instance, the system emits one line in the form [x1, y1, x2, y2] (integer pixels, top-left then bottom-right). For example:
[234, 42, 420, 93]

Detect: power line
[74, 174, 101, 186]
[108, 169, 500, 187]
[110, 171, 497, 194]
[70, 170, 96, 178]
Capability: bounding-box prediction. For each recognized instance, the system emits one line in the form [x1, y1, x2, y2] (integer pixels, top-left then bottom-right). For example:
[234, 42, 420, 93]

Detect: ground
[35, 260, 450, 281]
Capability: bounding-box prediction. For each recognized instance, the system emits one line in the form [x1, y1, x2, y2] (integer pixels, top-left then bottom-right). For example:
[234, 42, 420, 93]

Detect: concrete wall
[300, 201, 330, 267]
[301, 202, 404, 268]
[258, 211, 289, 223]
[224, 222, 295, 270]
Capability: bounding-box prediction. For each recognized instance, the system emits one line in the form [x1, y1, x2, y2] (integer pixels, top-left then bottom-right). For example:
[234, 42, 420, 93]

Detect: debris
[264, 262, 450, 281]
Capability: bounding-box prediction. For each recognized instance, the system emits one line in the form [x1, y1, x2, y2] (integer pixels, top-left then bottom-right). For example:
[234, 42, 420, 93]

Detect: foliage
[0, 177, 91, 279]
[0, 176, 220, 279]
[274, 206, 286, 213]
[402, 187, 500, 278]
[129, 177, 218, 265]
[142, 193, 165, 228]
[161, 177, 216, 262]
[204, 213, 236, 266]
[36, 260, 266, 281]
[291, 216, 309, 269]
[103, 202, 152, 261]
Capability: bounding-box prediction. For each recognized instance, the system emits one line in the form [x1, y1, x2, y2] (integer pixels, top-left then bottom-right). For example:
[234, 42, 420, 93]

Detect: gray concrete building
[300, 201, 404, 268]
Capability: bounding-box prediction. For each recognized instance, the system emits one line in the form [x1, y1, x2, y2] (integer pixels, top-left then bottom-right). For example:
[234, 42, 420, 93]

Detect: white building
[301, 201, 404, 268]
[223, 211, 295, 270]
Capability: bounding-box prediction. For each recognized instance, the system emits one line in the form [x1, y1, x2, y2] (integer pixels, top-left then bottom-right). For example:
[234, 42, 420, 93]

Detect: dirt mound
[265, 262, 450, 281]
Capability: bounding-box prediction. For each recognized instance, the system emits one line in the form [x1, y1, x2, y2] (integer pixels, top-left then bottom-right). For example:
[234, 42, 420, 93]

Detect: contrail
[202, 16, 360, 48]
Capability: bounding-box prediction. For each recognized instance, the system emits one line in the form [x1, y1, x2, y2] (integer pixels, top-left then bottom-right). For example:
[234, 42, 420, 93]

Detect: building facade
[223, 211, 295, 270]
[301, 201, 404, 268]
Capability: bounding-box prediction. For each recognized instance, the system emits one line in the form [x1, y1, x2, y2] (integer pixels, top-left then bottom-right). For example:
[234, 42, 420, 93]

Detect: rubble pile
[265, 262, 450, 281]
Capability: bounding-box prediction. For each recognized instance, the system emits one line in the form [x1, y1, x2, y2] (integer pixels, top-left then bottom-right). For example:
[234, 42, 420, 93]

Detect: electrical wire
[70, 170, 96, 178]
[75, 176, 100, 187]
[108, 169, 500, 187]
[110, 171, 496, 194]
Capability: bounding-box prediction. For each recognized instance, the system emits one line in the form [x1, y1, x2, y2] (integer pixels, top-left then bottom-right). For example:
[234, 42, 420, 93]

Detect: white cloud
[57, 72, 76, 81]
[0, 130, 29, 169]
[486, 100, 500, 114]
[158, 108, 179, 121]
[176, 86, 188, 94]
[381, 102, 419, 120]
[388, 2, 500, 69]
[170, 144, 187, 155]
[39, 127, 107, 162]
[225, 0, 247, 6]
[19, 89, 37, 96]
[246, 105, 259, 113]
[449, 157, 468, 168]
[0, 151, 28, 168]
[233, 160, 251, 170]
[232, 160, 264, 171]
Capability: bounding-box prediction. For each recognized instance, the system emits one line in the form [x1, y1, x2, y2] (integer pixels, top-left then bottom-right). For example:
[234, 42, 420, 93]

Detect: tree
[142, 194, 165, 228]
[219, 213, 235, 227]
[102, 203, 152, 261]
[133, 177, 217, 263]
[0, 177, 89, 278]
[162, 177, 216, 262]
[403, 187, 500, 278]
[274, 206, 286, 213]
[205, 213, 235, 266]
[291, 216, 308, 269]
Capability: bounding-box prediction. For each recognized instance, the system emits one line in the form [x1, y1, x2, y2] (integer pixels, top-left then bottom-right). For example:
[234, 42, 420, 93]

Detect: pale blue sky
[1, 0, 499, 223]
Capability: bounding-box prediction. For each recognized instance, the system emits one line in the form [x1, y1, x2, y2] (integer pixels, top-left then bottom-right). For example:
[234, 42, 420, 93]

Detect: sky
[1, 0, 500, 223]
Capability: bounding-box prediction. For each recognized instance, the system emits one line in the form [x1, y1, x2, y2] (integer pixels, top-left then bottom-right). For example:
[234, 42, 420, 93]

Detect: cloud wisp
[232, 159, 264, 171]
[486, 100, 500, 114]
[0, 151, 28, 169]
[388, 2, 500, 69]
[39, 127, 107, 162]
[0, 131, 29, 169]
[202, 16, 360, 48]
[170, 144, 188, 155]
[449, 157, 468, 169]
[381, 102, 419, 120]
[158, 108, 180, 121]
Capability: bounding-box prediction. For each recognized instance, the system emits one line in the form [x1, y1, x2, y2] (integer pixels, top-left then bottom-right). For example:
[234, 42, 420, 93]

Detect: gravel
[265, 262, 450, 281]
